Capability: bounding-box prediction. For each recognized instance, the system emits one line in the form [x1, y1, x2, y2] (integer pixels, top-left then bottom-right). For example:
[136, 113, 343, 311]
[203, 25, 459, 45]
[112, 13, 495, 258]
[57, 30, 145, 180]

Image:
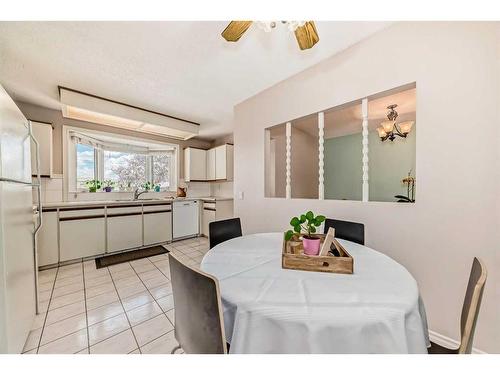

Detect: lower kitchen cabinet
[38, 211, 59, 267]
[59, 217, 106, 262]
[201, 200, 234, 237]
[144, 211, 172, 245]
[107, 213, 143, 252]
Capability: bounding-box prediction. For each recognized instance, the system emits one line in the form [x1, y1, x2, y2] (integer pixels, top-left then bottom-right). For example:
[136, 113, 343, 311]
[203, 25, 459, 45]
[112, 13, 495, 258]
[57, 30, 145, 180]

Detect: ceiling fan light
[399, 121, 415, 135]
[376, 126, 387, 138]
[381, 120, 395, 133]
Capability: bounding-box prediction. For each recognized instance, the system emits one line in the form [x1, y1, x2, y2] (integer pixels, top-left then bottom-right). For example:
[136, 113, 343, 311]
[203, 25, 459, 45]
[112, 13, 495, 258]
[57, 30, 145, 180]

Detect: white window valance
[70, 131, 174, 155]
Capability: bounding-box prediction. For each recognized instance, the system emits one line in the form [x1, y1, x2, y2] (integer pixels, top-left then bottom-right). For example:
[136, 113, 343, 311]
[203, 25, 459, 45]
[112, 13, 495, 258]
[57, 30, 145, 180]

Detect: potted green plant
[85, 179, 102, 193]
[142, 181, 152, 191]
[103, 180, 115, 192]
[284, 211, 326, 255]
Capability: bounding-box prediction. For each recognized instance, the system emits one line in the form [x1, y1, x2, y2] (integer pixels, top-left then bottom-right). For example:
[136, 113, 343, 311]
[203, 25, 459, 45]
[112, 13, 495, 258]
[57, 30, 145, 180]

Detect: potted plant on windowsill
[85, 179, 102, 193]
[284, 211, 326, 255]
[103, 180, 115, 192]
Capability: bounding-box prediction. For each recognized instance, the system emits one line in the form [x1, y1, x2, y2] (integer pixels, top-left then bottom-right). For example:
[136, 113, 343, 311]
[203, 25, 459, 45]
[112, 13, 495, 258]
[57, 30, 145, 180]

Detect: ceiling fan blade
[221, 21, 253, 42]
[294, 21, 319, 50]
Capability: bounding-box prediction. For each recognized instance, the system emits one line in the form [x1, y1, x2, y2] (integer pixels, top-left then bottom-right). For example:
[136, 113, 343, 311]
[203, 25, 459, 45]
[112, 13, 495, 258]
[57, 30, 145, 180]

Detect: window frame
[64, 125, 179, 195]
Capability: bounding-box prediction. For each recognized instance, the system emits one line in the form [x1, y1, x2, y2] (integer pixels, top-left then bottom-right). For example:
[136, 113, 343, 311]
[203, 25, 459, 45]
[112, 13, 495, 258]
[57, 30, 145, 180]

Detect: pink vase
[303, 237, 321, 255]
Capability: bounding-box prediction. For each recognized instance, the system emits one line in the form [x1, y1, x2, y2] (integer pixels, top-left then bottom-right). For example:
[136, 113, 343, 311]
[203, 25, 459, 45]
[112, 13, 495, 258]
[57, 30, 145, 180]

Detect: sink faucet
[133, 188, 147, 200]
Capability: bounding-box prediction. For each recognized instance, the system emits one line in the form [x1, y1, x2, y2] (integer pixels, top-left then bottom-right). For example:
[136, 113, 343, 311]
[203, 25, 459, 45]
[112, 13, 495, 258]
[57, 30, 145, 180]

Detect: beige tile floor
[23, 237, 209, 354]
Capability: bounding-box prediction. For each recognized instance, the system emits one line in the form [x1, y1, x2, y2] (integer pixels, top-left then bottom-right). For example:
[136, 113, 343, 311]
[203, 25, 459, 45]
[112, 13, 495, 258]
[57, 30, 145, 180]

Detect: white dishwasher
[173, 200, 200, 240]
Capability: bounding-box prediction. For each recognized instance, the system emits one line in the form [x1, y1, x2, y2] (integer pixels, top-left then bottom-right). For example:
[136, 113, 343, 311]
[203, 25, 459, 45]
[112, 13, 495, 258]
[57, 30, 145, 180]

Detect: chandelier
[376, 104, 415, 142]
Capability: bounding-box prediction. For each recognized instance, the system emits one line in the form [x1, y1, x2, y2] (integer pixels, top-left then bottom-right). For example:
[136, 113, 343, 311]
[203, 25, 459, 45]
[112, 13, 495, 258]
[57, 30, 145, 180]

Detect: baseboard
[429, 330, 487, 354]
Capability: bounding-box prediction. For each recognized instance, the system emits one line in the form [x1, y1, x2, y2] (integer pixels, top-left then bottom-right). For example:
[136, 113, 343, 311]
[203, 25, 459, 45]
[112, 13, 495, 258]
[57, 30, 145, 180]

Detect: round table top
[200, 232, 429, 354]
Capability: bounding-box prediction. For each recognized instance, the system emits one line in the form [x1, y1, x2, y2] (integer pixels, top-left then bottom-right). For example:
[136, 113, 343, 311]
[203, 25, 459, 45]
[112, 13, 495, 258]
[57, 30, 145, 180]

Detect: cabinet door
[185, 148, 206, 181]
[215, 145, 226, 180]
[38, 211, 59, 266]
[30, 121, 52, 177]
[144, 211, 172, 245]
[202, 208, 216, 236]
[206, 148, 216, 180]
[60, 217, 105, 261]
[107, 213, 143, 252]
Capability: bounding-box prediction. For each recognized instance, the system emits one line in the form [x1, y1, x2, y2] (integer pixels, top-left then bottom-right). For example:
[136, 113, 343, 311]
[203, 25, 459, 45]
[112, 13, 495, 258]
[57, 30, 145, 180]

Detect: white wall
[234, 22, 500, 353]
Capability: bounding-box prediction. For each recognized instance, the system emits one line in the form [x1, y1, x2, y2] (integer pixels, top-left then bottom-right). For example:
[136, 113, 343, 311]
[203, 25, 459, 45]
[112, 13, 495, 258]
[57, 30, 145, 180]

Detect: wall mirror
[264, 82, 416, 203]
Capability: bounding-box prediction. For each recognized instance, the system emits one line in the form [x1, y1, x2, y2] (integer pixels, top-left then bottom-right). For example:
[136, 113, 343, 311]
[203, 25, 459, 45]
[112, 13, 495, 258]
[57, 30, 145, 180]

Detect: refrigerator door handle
[28, 121, 42, 315]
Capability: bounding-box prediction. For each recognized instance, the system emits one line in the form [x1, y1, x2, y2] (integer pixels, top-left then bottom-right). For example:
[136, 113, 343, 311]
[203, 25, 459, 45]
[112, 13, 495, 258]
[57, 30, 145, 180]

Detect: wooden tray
[282, 233, 354, 274]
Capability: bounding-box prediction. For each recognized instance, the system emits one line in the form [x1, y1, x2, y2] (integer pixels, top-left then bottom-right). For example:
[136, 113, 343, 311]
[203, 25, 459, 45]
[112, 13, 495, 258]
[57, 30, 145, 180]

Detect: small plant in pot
[85, 179, 101, 193]
[103, 180, 115, 192]
[284, 211, 326, 255]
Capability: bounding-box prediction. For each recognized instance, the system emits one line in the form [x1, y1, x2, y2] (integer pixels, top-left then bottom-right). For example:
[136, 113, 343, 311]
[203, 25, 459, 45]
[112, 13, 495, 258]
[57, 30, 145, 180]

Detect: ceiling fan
[221, 21, 319, 50]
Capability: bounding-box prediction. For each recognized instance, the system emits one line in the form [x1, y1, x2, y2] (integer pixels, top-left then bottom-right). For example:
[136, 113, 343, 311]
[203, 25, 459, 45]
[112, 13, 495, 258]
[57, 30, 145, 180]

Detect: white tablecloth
[200, 233, 429, 354]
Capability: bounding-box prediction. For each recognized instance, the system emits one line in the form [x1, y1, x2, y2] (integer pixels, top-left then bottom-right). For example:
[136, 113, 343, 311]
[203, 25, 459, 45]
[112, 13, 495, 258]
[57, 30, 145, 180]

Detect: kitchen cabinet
[37, 202, 175, 266]
[201, 200, 234, 237]
[59, 208, 106, 262]
[215, 144, 233, 181]
[37, 210, 59, 267]
[107, 206, 143, 252]
[144, 204, 172, 245]
[30, 120, 52, 178]
[206, 148, 216, 180]
[184, 147, 206, 181]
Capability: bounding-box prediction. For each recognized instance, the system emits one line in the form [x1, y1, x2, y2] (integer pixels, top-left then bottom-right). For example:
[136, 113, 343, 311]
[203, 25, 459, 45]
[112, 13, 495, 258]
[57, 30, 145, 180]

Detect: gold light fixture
[377, 104, 414, 142]
[221, 21, 319, 50]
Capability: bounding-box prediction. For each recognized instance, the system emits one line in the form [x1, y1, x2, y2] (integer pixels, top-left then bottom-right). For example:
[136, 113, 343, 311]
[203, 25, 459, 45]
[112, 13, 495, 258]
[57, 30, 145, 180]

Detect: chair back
[324, 218, 365, 245]
[169, 254, 227, 354]
[209, 218, 242, 249]
[459, 257, 487, 354]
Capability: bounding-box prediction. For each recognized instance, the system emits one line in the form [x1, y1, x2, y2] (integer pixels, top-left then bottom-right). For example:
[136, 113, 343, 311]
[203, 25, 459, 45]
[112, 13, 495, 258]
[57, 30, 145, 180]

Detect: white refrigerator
[0, 84, 40, 353]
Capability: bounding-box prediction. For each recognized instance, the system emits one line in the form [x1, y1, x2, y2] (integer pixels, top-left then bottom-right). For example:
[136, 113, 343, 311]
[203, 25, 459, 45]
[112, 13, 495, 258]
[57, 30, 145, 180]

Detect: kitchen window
[68, 130, 178, 192]
[76, 143, 97, 190]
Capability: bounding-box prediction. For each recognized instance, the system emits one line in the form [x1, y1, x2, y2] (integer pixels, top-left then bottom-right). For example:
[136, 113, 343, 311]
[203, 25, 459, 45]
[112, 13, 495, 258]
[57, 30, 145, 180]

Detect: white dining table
[200, 232, 430, 354]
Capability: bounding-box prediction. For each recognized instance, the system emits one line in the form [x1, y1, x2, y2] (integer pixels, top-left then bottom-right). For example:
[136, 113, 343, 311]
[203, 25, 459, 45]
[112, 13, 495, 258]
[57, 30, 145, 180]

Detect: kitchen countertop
[41, 196, 233, 209]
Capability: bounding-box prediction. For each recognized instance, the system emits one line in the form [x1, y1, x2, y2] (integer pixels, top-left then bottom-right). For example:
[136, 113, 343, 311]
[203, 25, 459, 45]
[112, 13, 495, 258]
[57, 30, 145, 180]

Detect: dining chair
[209, 217, 242, 249]
[324, 218, 365, 245]
[428, 257, 487, 354]
[168, 253, 228, 354]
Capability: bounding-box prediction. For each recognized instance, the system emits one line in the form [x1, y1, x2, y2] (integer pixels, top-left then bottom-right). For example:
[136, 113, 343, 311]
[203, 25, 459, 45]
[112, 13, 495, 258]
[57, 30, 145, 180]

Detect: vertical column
[285, 122, 291, 199]
[361, 98, 369, 202]
[318, 112, 325, 200]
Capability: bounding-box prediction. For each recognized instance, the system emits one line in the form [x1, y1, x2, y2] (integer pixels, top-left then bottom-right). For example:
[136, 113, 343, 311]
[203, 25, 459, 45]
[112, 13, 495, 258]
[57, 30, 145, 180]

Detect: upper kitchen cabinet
[206, 148, 216, 180]
[184, 147, 207, 182]
[30, 120, 53, 178]
[215, 144, 233, 181]
[184, 144, 233, 182]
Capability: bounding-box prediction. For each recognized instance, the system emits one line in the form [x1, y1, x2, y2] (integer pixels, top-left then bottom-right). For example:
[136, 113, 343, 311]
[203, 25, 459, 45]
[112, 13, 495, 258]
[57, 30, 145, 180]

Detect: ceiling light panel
[60, 87, 199, 140]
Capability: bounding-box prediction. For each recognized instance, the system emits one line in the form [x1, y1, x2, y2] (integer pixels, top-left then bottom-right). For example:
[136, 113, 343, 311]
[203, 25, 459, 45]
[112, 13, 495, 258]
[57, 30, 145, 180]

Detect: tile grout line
[107, 264, 143, 354]
[50, 273, 111, 301]
[81, 262, 91, 353]
[35, 266, 60, 354]
[128, 261, 173, 350]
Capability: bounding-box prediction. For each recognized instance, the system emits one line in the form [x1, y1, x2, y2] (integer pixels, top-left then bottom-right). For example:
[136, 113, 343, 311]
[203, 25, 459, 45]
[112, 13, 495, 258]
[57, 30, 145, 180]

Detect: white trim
[318, 112, 324, 200]
[285, 122, 291, 199]
[428, 330, 487, 354]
